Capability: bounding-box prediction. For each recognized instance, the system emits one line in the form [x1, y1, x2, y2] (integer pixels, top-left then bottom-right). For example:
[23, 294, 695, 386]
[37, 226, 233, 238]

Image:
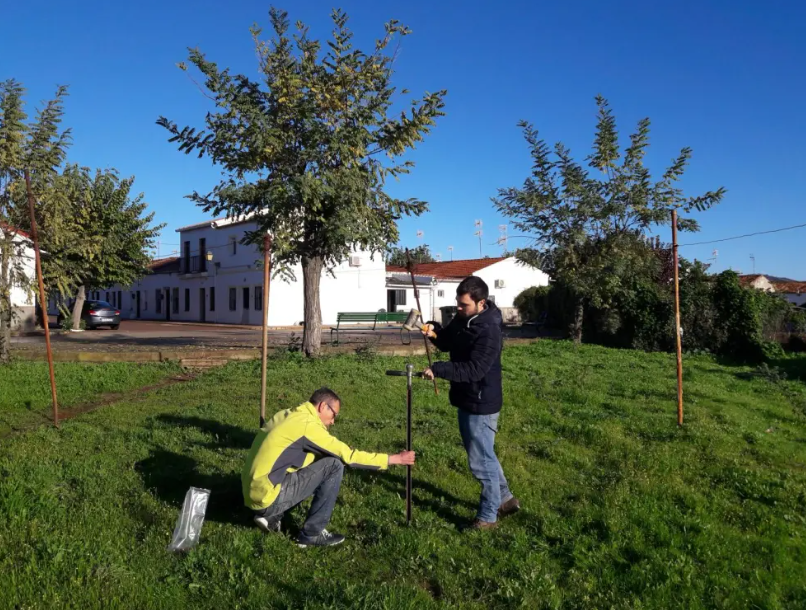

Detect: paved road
[11, 320, 418, 351]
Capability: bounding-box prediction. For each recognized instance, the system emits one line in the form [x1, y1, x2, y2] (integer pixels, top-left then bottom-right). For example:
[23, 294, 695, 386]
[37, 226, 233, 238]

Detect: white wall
[474, 258, 550, 307]
[101, 220, 387, 326]
[7, 238, 37, 330]
[784, 293, 806, 307]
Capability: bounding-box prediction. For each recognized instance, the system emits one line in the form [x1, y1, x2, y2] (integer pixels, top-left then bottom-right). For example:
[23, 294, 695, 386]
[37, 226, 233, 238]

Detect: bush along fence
[516, 266, 806, 363]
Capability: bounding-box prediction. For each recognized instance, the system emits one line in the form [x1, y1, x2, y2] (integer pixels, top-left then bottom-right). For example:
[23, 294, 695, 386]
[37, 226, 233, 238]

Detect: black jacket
[430, 302, 504, 415]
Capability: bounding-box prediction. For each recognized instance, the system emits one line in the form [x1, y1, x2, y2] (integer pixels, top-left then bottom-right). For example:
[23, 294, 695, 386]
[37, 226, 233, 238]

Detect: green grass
[0, 360, 183, 435]
[1, 343, 806, 609]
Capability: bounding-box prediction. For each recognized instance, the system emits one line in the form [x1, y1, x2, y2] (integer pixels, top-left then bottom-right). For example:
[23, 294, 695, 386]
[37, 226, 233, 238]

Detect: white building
[739, 274, 806, 307]
[97, 216, 387, 326]
[386, 256, 550, 324]
[0, 223, 38, 331]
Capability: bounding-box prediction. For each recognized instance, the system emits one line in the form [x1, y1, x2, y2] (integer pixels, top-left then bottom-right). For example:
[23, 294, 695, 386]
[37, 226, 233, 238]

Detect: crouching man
[242, 387, 415, 548]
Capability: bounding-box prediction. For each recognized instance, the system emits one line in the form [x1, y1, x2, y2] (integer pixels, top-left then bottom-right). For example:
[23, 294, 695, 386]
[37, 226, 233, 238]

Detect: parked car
[57, 300, 121, 330]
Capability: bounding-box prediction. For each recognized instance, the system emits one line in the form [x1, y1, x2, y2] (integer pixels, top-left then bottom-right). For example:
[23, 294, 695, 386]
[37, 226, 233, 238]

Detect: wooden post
[405, 249, 438, 395]
[259, 234, 272, 428]
[671, 209, 683, 426]
[24, 170, 59, 427]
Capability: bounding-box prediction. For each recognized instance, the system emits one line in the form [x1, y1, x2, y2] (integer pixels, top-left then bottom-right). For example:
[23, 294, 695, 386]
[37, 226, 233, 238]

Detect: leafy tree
[387, 244, 435, 267]
[0, 80, 70, 363]
[495, 96, 724, 343]
[158, 7, 446, 356]
[41, 165, 163, 329]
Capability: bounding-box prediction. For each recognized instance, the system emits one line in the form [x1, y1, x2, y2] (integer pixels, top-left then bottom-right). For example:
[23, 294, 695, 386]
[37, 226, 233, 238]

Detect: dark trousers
[255, 457, 344, 537]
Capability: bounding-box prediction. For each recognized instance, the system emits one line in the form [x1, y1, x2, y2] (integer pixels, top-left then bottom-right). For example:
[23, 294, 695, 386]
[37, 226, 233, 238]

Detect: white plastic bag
[167, 487, 211, 552]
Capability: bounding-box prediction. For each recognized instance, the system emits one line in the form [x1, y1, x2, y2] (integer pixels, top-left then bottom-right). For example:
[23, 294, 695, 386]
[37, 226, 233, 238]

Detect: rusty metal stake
[671, 209, 684, 426]
[24, 170, 59, 427]
[405, 249, 438, 396]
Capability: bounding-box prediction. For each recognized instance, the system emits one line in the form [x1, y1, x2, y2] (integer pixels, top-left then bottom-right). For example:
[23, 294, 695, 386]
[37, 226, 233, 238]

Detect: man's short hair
[457, 276, 489, 303]
[310, 387, 340, 406]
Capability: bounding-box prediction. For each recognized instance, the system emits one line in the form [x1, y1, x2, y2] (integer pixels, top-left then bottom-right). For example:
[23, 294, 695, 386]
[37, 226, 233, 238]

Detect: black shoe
[296, 529, 345, 548]
[253, 515, 281, 533]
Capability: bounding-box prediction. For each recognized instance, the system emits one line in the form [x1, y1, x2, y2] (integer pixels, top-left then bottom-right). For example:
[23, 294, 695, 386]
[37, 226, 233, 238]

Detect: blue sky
[3, 0, 804, 277]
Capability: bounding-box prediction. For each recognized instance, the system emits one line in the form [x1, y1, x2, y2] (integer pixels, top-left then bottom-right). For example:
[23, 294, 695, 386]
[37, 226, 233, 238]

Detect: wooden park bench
[330, 311, 412, 345]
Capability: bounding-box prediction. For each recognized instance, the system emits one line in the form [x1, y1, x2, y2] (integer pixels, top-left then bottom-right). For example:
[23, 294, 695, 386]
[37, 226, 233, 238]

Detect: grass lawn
[0, 360, 183, 436]
[1, 342, 805, 609]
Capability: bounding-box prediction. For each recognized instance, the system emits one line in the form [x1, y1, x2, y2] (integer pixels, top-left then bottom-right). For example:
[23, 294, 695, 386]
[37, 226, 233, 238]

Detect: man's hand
[388, 450, 416, 466]
[422, 367, 435, 381]
[420, 323, 437, 339]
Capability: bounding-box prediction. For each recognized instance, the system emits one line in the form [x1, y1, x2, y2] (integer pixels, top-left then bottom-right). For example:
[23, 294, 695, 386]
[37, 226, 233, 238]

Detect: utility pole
[671, 209, 683, 427]
[447, 246, 453, 261]
[750, 254, 756, 274]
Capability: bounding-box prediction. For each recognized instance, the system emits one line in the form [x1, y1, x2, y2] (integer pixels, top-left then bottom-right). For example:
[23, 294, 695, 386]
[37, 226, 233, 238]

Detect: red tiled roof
[772, 280, 806, 294]
[0, 221, 30, 239]
[148, 256, 180, 273]
[386, 257, 508, 279]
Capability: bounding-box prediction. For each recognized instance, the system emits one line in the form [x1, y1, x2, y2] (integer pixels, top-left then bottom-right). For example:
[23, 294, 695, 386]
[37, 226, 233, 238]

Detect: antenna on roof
[474, 220, 483, 258]
[447, 245, 454, 261]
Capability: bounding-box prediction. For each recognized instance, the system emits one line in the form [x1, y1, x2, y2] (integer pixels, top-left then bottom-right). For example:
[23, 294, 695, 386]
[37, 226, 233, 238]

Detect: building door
[199, 288, 206, 322]
[136, 291, 141, 318]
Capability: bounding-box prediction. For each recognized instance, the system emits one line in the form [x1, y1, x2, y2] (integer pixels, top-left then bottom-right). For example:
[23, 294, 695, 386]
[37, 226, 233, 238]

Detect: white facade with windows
[385, 257, 550, 324]
[100, 217, 386, 326]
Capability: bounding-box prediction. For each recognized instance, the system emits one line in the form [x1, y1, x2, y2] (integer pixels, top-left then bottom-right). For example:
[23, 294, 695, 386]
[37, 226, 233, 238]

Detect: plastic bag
[167, 487, 211, 552]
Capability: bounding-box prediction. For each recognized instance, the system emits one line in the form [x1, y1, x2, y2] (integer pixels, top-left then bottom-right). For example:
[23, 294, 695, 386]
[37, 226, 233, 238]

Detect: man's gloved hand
[420, 323, 437, 339]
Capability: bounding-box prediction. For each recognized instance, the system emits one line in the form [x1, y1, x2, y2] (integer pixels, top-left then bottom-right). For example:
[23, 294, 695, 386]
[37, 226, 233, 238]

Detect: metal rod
[405, 248, 438, 395]
[671, 209, 684, 426]
[259, 234, 272, 428]
[406, 363, 413, 524]
[24, 170, 59, 427]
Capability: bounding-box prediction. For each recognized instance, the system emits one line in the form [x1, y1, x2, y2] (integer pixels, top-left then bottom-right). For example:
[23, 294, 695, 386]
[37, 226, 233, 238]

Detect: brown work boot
[498, 497, 521, 520]
[467, 519, 498, 531]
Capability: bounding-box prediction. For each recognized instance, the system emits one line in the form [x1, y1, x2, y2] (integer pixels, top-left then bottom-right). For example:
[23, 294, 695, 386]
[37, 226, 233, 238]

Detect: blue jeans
[458, 411, 513, 523]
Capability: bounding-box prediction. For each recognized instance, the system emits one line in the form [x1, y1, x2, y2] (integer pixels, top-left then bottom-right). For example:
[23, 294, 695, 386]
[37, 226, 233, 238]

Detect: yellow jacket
[241, 401, 389, 510]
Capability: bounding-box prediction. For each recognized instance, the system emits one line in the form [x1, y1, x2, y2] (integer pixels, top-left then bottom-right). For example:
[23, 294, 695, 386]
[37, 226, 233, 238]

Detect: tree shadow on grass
[135, 448, 248, 527]
[154, 414, 255, 450]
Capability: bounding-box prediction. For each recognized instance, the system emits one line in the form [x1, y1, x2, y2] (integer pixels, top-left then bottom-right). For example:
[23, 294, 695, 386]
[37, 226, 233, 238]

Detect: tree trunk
[70, 285, 86, 330]
[301, 255, 324, 358]
[0, 240, 11, 364]
[570, 296, 584, 344]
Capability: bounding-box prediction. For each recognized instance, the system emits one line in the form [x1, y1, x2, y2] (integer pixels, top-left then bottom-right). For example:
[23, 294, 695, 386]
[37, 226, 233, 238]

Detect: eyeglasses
[325, 403, 339, 420]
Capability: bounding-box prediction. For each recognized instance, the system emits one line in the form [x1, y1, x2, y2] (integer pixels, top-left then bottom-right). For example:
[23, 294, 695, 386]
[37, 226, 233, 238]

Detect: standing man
[242, 387, 415, 547]
[422, 276, 519, 529]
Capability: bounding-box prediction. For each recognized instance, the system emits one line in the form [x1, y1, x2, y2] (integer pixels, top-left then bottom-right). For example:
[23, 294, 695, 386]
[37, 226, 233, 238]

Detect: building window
[437, 290, 444, 298]
[243, 286, 250, 310]
[156, 290, 162, 314]
[183, 241, 191, 273]
[118, 291, 122, 309]
[131, 293, 135, 309]
[229, 287, 237, 311]
[255, 286, 263, 311]
[172, 288, 179, 314]
[396, 289, 407, 306]
[210, 287, 216, 312]
[230, 236, 237, 256]
[487, 295, 496, 304]
[184, 288, 190, 312]
[106, 292, 110, 303]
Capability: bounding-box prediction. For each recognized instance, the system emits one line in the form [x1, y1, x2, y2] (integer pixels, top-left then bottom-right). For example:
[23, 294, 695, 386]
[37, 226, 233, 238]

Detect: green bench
[330, 311, 412, 345]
